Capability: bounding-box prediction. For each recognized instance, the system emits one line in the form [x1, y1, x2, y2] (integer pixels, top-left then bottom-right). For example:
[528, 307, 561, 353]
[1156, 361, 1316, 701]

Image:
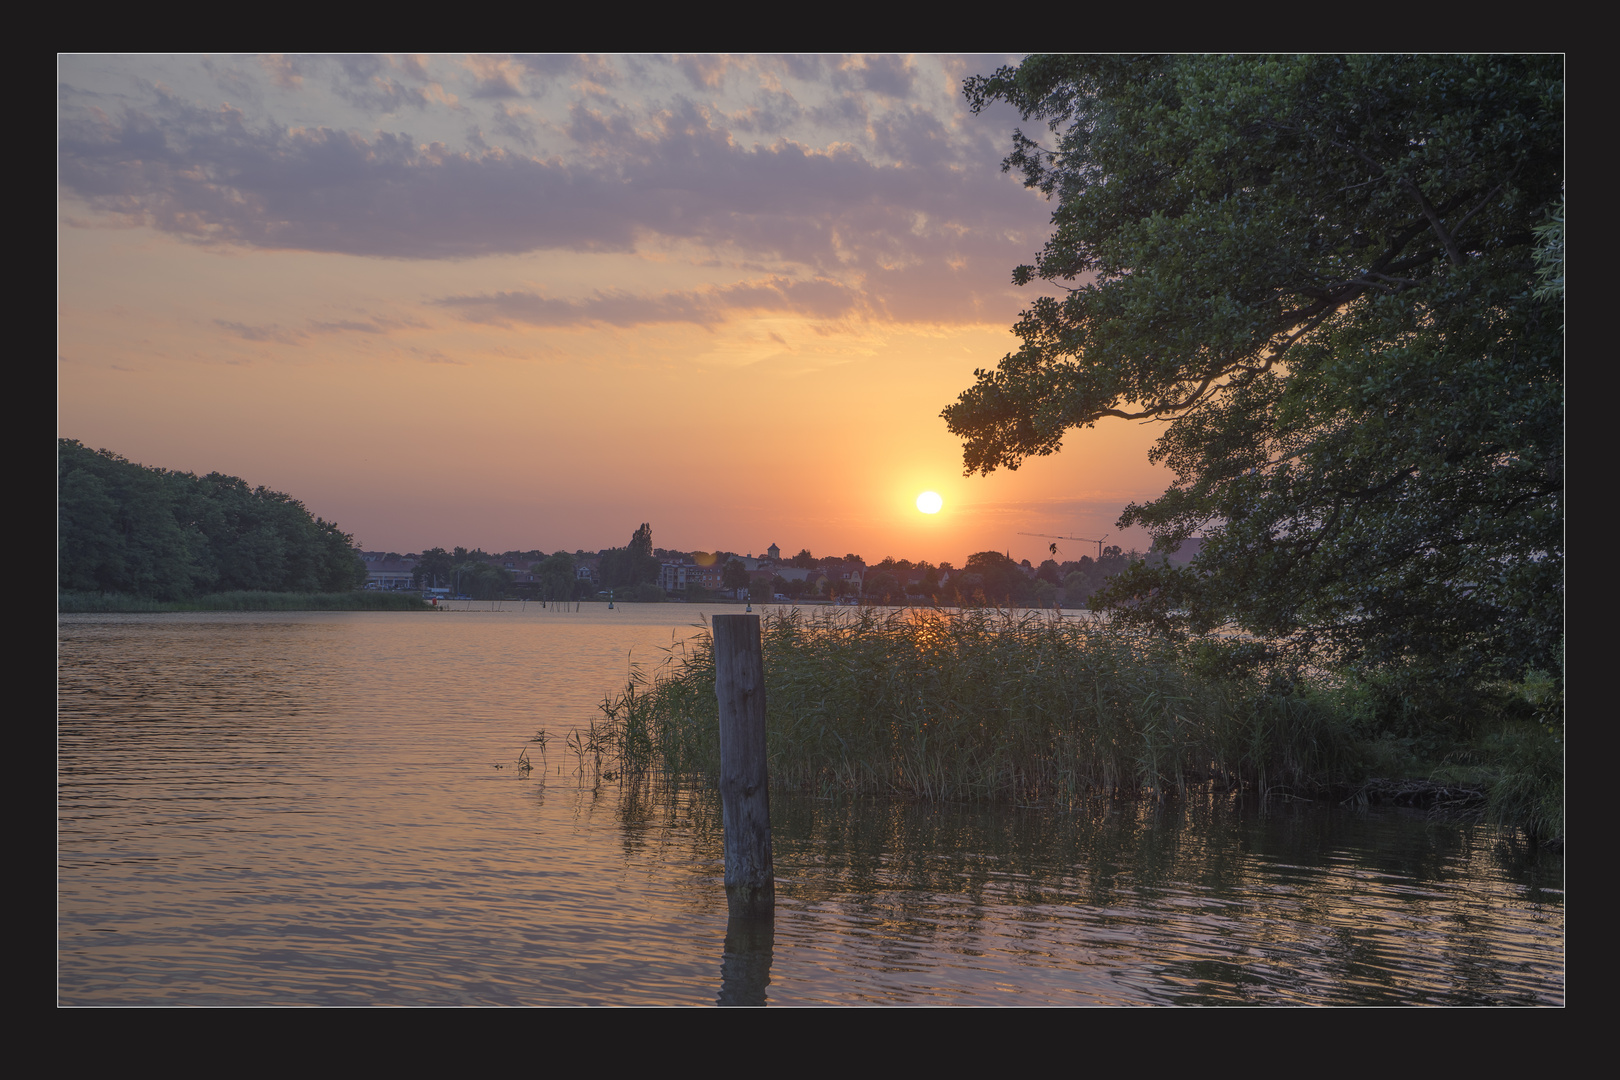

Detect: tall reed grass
[594, 607, 1357, 803]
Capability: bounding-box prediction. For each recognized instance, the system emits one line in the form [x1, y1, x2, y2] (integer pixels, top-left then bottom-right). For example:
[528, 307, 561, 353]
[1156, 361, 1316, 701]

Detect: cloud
[60, 103, 641, 258]
[201, 58, 262, 105]
[437, 276, 861, 328]
[65, 96, 1035, 259]
[412, 347, 466, 364]
[462, 55, 529, 99]
[491, 102, 538, 145]
[59, 57, 1055, 321]
[214, 319, 302, 344]
[328, 54, 455, 113]
[835, 54, 916, 98]
[675, 55, 733, 91]
[259, 55, 305, 90]
[307, 318, 387, 335]
[214, 312, 420, 342]
[724, 90, 804, 136]
[871, 106, 953, 170]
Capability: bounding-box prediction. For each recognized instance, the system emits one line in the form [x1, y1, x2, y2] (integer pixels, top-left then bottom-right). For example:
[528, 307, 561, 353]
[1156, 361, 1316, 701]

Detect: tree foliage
[1057, 548, 1138, 606]
[59, 439, 365, 598]
[455, 560, 513, 600]
[531, 551, 581, 601]
[946, 56, 1563, 682]
[862, 571, 903, 602]
[959, 551, 1035, 606]
[412, 547, 454, 590]
[722, 558, 751, 593]
[599, 522, 661, 589]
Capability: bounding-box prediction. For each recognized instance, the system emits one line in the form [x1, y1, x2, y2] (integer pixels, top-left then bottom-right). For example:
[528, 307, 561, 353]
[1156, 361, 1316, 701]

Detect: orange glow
[56, 55, 1175, 568]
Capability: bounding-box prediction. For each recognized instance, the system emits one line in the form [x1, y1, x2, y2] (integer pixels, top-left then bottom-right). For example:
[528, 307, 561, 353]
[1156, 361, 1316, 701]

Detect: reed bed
[58, 590, 437, 612]
[593, 607, 1356, 803]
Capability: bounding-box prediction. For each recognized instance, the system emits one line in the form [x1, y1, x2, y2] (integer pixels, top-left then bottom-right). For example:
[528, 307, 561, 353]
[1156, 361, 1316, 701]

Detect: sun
[916, 491, 943, 514]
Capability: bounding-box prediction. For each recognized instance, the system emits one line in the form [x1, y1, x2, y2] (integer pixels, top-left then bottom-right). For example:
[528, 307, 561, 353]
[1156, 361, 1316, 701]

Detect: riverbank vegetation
[59, 439, 366, 600]
[944, 57, 1563, 706]
[588, 608, 1561, 842]
[815, 56, 1562, 841]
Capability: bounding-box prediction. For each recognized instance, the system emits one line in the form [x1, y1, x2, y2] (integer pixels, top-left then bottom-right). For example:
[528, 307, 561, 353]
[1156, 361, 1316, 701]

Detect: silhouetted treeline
[598, 522, 661, 589]
[59, 439, 365, 599]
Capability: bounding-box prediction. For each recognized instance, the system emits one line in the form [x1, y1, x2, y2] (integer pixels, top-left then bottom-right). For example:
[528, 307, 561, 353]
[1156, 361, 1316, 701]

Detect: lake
[57, 605, 1564, 1005]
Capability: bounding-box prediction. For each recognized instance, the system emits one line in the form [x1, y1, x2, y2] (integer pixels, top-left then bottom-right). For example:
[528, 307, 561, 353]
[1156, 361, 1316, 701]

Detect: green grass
[1431, 723, 1564, 844]
[584, 607, 1562, 843]
[593, 607, 1360, 804]
[58, 590, 438, 612]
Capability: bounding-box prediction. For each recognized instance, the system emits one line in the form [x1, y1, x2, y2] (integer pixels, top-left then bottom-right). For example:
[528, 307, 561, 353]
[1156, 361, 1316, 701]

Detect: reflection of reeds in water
[592, 607, 1357, 804]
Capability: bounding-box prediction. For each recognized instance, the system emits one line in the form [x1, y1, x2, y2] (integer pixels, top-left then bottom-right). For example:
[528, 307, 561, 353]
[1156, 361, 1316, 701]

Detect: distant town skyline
[59, 55, 1168, 564]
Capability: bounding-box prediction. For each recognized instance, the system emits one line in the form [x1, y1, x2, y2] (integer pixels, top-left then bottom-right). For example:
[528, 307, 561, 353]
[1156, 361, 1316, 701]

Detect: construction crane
[1019, 532, 1109, 561]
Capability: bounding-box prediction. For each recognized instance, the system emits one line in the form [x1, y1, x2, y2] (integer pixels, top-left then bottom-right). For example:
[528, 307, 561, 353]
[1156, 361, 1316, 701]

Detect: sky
[58, 54, 1171, 566]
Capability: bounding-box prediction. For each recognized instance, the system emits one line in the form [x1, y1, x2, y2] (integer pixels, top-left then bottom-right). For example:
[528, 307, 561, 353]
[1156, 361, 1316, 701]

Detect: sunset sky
[58, 54, 1170, 565]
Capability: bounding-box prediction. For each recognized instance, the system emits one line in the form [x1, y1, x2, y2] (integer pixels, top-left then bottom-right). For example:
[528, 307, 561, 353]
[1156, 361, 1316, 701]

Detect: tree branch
[1400, 177, 1466, 267]
[1446, 182, 1507, 247]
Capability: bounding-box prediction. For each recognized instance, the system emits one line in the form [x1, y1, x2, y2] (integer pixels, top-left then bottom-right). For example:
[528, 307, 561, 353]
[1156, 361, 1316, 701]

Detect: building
[360, 551, 419, 590]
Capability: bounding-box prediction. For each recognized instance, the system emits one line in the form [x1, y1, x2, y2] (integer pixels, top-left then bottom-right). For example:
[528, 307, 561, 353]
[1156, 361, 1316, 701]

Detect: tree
[962, 551, 1035, 607]
[413, 547, 454, 590]
[722, 558, 750, 595]
[629, 523, 654, 564]
[945, 56, 1563, 682]
[915, 563, 942, 603]
[455, 560, 513, 600]
[58, 440, 206, 598]
[58, 439, 364, 598]
[599, 523, 660, 589]
[532, 551, 578, 601]
[863, 571, 902, 603]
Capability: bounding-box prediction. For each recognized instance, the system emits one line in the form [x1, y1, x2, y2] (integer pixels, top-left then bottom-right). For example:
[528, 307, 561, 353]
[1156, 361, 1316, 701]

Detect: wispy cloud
[214, 319, 302, 344]
[437, 276, 860, 328]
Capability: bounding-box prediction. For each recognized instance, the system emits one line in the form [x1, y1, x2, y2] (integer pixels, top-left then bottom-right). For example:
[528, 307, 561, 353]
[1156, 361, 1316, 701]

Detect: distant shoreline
[58, 590, 438, 613]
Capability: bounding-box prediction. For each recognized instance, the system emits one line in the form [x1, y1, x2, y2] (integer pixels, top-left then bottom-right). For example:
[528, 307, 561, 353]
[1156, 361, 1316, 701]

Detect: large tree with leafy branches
[945, 55, 1562, 686]
[412, 547, 454, 590]
[59, 439, 365, 598]
[599, 523, 661, 589]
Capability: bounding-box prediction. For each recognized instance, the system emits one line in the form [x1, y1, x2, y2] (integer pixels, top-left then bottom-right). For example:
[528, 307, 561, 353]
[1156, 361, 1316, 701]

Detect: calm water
[58, 606, 1564, 1005]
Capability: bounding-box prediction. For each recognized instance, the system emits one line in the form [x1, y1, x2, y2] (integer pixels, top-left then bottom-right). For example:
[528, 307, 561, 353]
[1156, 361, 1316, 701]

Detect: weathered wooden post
[713, 613, 773, 918]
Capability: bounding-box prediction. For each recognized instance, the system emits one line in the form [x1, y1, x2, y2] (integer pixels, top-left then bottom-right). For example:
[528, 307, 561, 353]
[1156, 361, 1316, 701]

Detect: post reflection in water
[58, 609, 1563, 1006]
[718, 915, 774, 1007]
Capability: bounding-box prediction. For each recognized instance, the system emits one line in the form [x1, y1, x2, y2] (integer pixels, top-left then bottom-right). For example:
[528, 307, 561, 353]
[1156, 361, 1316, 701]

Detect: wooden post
[713, 613, 774, 918]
